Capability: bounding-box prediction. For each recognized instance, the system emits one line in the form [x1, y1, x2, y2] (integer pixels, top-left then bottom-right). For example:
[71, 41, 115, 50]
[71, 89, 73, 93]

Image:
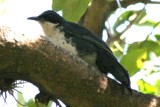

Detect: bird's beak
[27, 17, 40, 21]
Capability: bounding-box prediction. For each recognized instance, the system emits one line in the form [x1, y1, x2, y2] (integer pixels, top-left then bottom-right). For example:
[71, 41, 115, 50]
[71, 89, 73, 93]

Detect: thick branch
[0, 26, 160, 107]
[79, 0, 109, 37]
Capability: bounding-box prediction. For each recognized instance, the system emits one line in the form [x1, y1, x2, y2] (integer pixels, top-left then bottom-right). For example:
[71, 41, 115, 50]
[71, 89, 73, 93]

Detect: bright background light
[0, 0, 54, 107]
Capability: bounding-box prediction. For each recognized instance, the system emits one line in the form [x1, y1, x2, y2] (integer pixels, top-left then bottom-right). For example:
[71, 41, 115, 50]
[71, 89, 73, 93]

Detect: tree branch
[0, 26, 160, 107]
[79, 0, 152, 39]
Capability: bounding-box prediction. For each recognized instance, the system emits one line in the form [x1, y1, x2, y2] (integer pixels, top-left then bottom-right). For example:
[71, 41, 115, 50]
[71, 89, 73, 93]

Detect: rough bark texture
[0, 26, 160, 107]
[80, 0, 109, 37]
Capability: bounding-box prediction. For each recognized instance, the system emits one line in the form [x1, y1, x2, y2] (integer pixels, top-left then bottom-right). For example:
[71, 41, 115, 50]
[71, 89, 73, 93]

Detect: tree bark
[0, 26, 160, 107]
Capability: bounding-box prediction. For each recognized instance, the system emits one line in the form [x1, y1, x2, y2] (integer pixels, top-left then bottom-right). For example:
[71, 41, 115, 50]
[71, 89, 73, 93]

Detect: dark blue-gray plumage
[28, 10, 131, 94]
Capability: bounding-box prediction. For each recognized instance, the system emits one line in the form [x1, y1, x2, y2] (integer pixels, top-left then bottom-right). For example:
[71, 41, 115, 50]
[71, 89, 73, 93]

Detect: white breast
[39, 21, 78, 55]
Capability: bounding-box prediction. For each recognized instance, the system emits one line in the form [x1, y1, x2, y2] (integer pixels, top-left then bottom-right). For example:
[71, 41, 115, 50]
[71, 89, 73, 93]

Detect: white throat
[39, 21, 78, 55]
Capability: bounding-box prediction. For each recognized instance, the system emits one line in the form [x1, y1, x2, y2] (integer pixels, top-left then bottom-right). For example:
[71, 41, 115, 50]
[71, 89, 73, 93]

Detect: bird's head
[28, 10, 65, 38]
[28, 10, 65, 25]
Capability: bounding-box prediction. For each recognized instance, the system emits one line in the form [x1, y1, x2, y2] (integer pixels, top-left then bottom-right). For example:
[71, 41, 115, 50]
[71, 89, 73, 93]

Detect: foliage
[121, 41, 160, 76]
[137, 79, 160, 95]
[110, 4, 160, 94]
[52, 1, 160, 95]
[52, 0, 91, 22]
[17, 92, 52, 107]
[137, 79, 156, 94]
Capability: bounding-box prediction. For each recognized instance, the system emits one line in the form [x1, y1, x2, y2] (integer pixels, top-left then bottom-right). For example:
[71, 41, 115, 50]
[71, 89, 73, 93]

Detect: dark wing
[63, 22, 117, 61]
[63, 22, 131, 92]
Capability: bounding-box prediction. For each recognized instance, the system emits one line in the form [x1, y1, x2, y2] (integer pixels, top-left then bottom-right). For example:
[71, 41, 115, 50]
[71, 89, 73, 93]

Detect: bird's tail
[96, 51, 132, 94]
[110, 62, 132, 94]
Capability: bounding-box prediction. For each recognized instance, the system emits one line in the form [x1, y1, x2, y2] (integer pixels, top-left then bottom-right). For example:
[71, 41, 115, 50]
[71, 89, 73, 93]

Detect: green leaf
[52, 0, 91, 22]
[113, 10, 135, 32]
[27, 99, 36, 107]
[134, 8, 146, 24]
[137, 20, 158, 27]
[120, 42, 147, 76]
[145, 40, 160, 56]
[113, 9, 146, 34]
[137, 79, 156, 94]
[120, 41, 160, 76]
[47, 101, 52, 107]
[17, 92, 26, 107]
[52, 0, 64, 11]
[27, 99, 52, 107]
[155, 79, 160, 95]
[155, 34, 160, 41]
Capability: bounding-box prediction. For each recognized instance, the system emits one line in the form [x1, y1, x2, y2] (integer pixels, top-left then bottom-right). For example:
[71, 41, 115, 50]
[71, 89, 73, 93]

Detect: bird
[28, 10, 132, 94]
